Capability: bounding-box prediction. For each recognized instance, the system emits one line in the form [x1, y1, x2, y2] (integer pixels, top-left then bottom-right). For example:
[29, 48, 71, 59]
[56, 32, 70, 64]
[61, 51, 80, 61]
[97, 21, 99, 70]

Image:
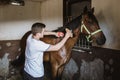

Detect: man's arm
[44, 31, 56, 36]
[46, 28, 72, 51]
[44, 31, 64, 37]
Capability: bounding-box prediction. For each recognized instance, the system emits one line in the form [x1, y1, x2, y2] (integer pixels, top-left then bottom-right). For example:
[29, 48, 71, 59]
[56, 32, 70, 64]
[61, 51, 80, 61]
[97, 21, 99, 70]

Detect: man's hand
[65, 28, 73, 38]
[56, 32, 64, 37]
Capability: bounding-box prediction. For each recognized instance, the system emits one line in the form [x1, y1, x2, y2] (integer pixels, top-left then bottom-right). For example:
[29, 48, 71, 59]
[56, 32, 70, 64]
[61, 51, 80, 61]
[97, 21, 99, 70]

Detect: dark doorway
[63, 0, 91, 25]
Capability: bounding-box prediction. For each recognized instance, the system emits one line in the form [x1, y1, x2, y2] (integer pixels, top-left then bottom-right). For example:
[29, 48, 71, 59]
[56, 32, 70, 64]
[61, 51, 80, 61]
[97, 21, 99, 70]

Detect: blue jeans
[23, 70, 44, 80]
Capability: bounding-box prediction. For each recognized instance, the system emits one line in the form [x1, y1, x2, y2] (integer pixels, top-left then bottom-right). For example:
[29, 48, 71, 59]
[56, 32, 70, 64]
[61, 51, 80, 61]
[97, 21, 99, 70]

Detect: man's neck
[32, 35, 40, 40]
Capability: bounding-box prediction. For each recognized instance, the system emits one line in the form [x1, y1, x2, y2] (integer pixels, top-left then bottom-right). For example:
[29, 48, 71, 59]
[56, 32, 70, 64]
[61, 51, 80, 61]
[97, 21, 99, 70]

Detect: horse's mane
[53, 15, 82, 33]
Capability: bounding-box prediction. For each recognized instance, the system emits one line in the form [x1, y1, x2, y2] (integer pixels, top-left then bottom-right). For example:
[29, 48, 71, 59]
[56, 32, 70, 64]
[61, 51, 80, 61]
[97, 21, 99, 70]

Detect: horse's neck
[41, 36, 62, 45]
[65, 27, 81, 50]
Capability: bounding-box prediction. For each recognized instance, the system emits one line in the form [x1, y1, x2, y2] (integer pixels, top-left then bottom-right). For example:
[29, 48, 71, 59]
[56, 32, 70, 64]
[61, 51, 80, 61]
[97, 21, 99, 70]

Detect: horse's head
[81, 7, 106, 45]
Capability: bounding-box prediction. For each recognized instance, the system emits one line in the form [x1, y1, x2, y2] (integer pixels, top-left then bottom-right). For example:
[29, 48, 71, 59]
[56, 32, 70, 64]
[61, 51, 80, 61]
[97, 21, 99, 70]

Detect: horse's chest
[59, 47, 67, 59]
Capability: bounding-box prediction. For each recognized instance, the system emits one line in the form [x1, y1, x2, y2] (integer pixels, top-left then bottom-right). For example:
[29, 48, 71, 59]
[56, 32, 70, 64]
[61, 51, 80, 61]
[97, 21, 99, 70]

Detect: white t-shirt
[24, 34, 50, 77]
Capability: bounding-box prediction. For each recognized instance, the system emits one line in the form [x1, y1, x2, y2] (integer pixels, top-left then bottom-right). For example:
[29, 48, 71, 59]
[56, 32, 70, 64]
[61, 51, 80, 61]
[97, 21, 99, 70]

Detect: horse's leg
[51, 63, 59, 80]
[57, 65, 65, 80]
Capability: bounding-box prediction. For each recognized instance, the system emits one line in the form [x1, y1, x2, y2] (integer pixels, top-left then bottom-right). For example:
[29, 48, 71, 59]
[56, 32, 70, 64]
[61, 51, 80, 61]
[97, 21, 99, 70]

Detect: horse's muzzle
[96, 35, 106, 45]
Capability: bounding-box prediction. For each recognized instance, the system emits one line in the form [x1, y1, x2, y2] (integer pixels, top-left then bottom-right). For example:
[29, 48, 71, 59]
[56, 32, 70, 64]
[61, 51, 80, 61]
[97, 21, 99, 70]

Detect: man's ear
[37, 32, 42, 36]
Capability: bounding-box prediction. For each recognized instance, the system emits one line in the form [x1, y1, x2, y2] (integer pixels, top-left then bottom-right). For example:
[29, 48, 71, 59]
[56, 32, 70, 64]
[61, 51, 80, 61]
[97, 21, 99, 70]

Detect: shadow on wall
[96, 10, 120, 50]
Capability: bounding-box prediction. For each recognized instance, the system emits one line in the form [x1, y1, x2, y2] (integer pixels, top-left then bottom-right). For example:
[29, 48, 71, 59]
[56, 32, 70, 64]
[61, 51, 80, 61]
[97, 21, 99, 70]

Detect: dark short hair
[31, 22, 46, 35]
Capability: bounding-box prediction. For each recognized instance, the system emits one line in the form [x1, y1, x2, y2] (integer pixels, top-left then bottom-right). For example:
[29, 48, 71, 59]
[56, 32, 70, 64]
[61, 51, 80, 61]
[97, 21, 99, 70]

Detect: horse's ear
[91, 7, 94, 13]
[83, 6, 88, 13]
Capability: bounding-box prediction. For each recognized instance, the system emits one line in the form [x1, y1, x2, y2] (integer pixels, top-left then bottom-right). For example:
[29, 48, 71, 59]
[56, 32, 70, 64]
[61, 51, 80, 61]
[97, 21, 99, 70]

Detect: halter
[81, 21, 102, 42]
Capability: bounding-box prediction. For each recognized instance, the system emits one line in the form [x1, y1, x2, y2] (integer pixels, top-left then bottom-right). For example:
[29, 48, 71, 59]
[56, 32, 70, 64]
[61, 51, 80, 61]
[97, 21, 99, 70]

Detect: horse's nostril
[96, 36, 106, 45]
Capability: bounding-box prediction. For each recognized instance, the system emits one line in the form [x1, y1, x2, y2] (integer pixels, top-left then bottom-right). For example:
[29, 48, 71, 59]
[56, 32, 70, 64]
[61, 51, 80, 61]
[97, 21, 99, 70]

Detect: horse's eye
[87, 20, 93, 24]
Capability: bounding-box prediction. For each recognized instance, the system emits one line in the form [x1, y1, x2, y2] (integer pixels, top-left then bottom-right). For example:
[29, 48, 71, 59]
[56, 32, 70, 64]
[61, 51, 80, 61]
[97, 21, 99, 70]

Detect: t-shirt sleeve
[34, 41, 50, 52]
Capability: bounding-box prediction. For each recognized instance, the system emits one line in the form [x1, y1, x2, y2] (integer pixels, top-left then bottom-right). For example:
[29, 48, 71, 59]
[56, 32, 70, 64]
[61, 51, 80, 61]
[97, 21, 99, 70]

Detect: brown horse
[12, 7, 106, 80]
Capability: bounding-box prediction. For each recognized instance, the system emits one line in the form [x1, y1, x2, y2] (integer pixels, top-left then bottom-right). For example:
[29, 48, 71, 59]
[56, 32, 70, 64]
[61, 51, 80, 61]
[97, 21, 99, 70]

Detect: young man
[23, 22, 73, 80]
